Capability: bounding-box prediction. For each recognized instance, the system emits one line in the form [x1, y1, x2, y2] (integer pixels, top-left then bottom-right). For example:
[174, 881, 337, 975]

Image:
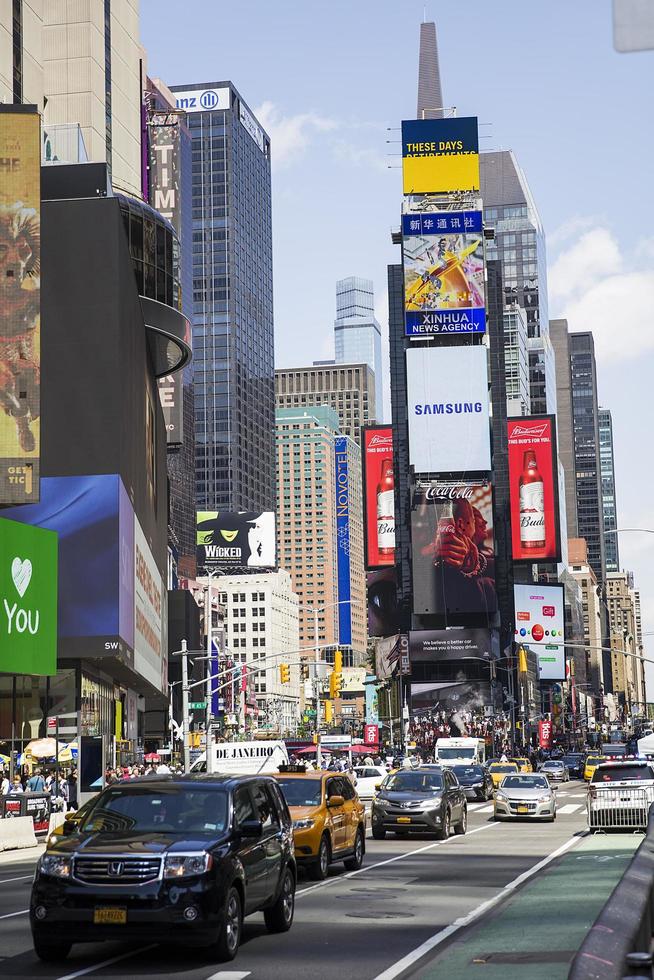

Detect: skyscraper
[170, 82, 275, 514]
[417, 21, 444, 118]
[275, 363, 376, 445]
[334, 277, 383, 421]
[550, 318, 579, 539]
[570, 332, 605, 581]
[599, 408, 620, 573]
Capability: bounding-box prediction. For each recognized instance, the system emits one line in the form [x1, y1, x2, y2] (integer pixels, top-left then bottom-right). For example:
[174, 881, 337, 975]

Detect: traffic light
[329, 650, 343, 699]
[517, 646, 528, 674]
[324, 699, 333, 724]
[279, 663, 291, 684]
[190, 731, 201, 749]
[300, 661, 310, 682]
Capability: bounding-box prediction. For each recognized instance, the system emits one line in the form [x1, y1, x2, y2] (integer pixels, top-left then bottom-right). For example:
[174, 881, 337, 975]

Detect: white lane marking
[0, 874, 33, 884]
[372, 832, 584, 980]
[569, 794, 587, 799]
[476, 805, 494, 814]
[558, 804, 583, 814]
[297, 822, 500, 898]
[207, 973, 251, 980]
[466, 803, 488, 811]
[0, 908, 28, 919]
[57, 944, 157, 980]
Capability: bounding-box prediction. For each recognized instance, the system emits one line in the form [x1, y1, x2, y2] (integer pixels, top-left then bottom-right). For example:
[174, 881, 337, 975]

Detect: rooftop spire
[417, 21, 444, 119]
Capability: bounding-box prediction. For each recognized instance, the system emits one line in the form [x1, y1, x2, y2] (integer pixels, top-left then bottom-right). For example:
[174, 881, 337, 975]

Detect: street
[0, 784, 594, 980]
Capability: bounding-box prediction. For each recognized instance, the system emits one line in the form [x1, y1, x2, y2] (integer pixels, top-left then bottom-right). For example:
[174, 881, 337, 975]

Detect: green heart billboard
[0, 517, 57, 675]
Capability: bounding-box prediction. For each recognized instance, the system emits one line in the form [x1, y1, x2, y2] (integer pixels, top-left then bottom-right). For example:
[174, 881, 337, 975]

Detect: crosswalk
[466, 795, 588, 816]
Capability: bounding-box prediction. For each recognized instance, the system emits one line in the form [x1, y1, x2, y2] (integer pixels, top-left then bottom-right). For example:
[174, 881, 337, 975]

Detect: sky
[142, 0, 654, 698]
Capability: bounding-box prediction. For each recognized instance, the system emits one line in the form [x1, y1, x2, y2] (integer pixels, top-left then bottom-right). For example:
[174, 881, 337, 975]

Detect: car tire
[33, 938, 72, 963]
[372, 824, 386, 840]
[211, 886, 242, 962]
[436, 807, 451, 840]
[309, 835, 331, 880]
[454, 806, 467, 835]
[344, 828, 365, 871]
[264, 866, 295, 933]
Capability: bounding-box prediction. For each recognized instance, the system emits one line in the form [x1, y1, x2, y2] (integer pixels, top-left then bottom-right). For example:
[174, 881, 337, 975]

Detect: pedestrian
[0, 771, 9, 796]
[26, 767, 45, 792]
[67, 770, 78, 810]
[156, 762, 171, 774]
[9, 774, 24, 794]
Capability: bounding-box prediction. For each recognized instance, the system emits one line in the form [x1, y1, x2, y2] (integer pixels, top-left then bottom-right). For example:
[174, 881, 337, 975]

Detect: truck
[434, 737, 486, 766]
[189, 739, 289, 775]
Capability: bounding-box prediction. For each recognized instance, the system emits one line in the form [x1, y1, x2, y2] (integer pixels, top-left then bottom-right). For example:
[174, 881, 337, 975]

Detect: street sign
[189, 701, 207, 710]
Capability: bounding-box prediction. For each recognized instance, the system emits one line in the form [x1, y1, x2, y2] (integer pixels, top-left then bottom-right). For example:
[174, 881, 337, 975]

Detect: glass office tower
[171, 82, 274, 512]
[334, 277, 383, 421]
[599, 408, 620, 573]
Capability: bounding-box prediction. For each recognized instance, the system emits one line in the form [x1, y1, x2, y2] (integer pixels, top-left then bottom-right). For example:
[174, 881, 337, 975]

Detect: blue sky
[143, 0, 654, 696]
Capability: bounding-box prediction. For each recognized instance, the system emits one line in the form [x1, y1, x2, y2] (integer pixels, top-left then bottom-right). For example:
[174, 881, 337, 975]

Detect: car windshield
[491, 765, 518, 773]
[80, 785, 229, 834]
[591, 766, 654, 783]
[586, 757, 605, 766]
[451, 766, 484, 779]
[502, 776, 549, 790]
[543, 762, 562, 768]
[275, 778, 323, 807]
[437, 747, 476, 760]
[385, 772, 443, 793]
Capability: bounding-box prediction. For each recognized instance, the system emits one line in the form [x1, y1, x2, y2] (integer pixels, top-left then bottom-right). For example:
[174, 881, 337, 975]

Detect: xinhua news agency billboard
[403, 210, 485, 337]
[507, 415, 561, 563]
[513, 583, 565, 681]
[401, 117, 479, 195]
[406, 346, 491, 474]
[362, 426, 395, 570]
[197, 511, 276, 569]
[335, 437, 352, 646]
[0, 107, 41, 503]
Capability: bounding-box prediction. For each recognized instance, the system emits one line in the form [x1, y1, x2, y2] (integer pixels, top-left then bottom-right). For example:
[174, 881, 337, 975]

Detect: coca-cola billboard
[362, 426, 396, 569]
[411, 481, 497, 619]
[507, 416, 561, 563]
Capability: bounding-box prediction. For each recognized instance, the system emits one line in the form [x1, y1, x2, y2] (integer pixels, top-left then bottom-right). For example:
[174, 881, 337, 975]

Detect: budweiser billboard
[507, 415, 561, 563]
[362, 426, 396, 569]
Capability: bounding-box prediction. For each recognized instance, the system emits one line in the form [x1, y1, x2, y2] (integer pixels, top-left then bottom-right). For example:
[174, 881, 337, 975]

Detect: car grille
[74, 857, 161, 885]
[509, 801, 538, 812]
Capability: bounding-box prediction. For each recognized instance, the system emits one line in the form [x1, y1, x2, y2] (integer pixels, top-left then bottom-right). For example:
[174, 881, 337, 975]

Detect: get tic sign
[364, 724, 379, 746]
[538, 719, 553, 749]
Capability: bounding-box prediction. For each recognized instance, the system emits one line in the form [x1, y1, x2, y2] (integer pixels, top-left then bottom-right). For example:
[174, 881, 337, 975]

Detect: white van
[434, 737, 486, 767]
[190, 739, 288, 775]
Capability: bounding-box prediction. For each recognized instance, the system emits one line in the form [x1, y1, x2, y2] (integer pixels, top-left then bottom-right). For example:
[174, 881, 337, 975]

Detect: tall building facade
[570, 332, 606, 581]
[606, 571, 646, 713]
[599, 408, 620, 573]
[503, 303, 530, 416]
[170, 82, 274, 513]
[417, 21, 444, 118]
[275, 363, 375, 445]
[0, 1, 43, 107]
[568, 538, 605, 698]
[550, 318, 579, 538]
[334, 277, 383, 421]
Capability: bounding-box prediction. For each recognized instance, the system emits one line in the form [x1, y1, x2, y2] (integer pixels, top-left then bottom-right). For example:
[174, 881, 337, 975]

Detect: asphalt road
[0, 782, 592, 980]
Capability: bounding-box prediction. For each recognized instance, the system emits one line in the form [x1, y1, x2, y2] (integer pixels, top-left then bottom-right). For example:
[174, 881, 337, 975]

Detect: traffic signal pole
[181, 640, 190, 773]
[315, 608, 322, 769]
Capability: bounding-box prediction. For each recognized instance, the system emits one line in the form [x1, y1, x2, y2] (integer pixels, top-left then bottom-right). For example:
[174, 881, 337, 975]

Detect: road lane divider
[0, 874, 33, 884]
[559, 804, 584, 814]
[56, 944, 157, 980]
[0, 908, 28, 919]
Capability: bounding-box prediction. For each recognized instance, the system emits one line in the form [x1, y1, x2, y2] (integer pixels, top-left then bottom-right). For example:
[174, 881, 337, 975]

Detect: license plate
[93, 908, 127, 925]
[517, 806, 529, 814]
[396, 816, 411, 824]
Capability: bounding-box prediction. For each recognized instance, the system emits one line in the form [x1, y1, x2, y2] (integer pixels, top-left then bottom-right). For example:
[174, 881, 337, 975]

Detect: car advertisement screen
[197, 511, 276, 569]
[367, 568, 400, 638]
[406, 346, 490, 474]
[507, 415, 561, 563]
[401, 117, 479, 194]
[411, 481, 496, 619]
[362, 426, 395, 569]
[513, 583, 565, 681]
[402, 210, 485, 337]
[409, 628, 497, 662]
[0, 108, 41, 503]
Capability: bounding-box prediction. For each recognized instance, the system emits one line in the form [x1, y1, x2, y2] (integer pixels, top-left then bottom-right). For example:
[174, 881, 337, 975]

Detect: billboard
[335, 436, 352, 646]
[157, 374, 183, 447]
[0, 107, 41, 503]
[134, 518, 167, 695]
[197, 511, 276, 569]
[411, 481, 496, 618]
[375, 634, 401, 680]
[507, 415, 561, 562]
[401, 117, 479, 195]
[406, 346, 491, 474]
[410, 679, 494, 719]
[513, 583, 565, 681]
[362, 426, 395, 569]
[0, 517, 57, 675]
[174, 88, 230, 113]
[409, 628, 498, 662]
[367, 568, 399, 638]
[403, 210, 485, 336]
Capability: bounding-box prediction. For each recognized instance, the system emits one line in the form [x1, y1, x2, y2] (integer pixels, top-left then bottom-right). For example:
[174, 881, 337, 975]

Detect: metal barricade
[587, 786, 649, 831]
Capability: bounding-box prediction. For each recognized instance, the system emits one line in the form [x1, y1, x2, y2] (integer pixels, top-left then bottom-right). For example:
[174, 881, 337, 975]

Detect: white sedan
[353, 765, 388, 800]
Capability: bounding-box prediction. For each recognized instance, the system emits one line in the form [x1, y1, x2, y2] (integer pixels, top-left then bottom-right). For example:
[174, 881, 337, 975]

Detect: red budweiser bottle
[519, 450, 545, 550]
[376, 458, 395, 560]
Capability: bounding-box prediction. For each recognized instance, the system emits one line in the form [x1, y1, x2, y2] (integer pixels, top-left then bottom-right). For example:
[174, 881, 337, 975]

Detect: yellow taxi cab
[584, 755, 605, 782]
[272, 765, 366, 881]
[511, 757, 533, 774]
[488, 762, 519, 788]
[47, 796, 96, 845]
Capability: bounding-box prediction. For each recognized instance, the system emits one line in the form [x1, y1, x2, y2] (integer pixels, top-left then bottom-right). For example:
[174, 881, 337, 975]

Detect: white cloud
[254, 101, 337, 168]
[330, 139, 388, 173]
[549, 227, 622, 305]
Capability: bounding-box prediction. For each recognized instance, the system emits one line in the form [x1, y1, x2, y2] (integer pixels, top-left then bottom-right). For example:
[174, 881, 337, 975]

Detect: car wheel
[454, 806, 467, 835]
[436, 807, 451, 840]
[264, 866, 295, 933]
[33, 938, 72, 963]
[210, 886, 241, 962]
[344, 828, 365, 871]
[309, 835, 331, 880]
[372, 824, 386, 840]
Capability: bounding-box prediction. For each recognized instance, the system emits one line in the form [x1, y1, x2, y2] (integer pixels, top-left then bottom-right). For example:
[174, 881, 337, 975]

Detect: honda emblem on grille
[108, 861, 124, 877]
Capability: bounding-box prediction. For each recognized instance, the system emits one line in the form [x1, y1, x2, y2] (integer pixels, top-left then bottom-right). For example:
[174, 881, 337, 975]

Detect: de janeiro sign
[0, 518, 57, 675]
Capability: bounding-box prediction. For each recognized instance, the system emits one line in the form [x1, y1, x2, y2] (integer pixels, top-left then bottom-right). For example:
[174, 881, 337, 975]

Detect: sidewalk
[411, 832, 641, 980]
[0, 841, 44, 866]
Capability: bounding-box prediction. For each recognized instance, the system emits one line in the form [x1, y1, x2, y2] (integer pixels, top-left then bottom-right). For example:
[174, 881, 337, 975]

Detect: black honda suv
[30, 774, 296, 964]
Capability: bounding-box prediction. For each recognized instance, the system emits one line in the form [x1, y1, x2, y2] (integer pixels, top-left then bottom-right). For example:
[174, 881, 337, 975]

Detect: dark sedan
[371, 767, 467, 839]
[562, 754, 585, 779]
[449, 764, 494, 801]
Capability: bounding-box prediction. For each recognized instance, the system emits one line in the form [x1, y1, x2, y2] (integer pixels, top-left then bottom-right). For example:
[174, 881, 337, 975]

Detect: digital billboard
[401, 117, 479, 195]
[403, 210, 485, 336]
[362, 426, 395, 569]
[507, 415, 561, 563]
[406, 346, 491, 474]
[0, 107, 41, 503]
[410, 679, 494, 719]
[513, 583, 565, 681]
[0, 517, 57, 675]
[134, 517, 167, 695]
[411, 481, 497, 618]
[409, 628, 498, 662]
[367, 568, 400, 638]
[197, 511, 276, 569]
[335, 437, 352, 645]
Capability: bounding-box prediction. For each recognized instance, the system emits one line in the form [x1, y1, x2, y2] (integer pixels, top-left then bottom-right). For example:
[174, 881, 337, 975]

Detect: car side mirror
[374, 783, 381, 791]
[62, 820, 78, 836]
[327, 795, 344, 807]
[239, 819, 264, 838]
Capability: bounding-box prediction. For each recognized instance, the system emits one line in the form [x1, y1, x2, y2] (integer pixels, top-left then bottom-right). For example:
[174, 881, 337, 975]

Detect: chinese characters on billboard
[507, 416, 561, 563]
[0, 107, 41, 502]
[412, 481, 497, 619]
[402, 210, 485, 336]
[197, 511, 276, 569]
[335, 436, 352, 646]
[514, 583, 565, 681]
[362, 426, 395, 569]
[401, 117, 480, 195]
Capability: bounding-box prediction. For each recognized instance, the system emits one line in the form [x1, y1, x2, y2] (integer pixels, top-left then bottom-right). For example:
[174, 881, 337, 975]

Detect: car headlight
[495, 793, 507, 803]
[292, 818, 315, 830]
[537, 795, 552, 803]
[472, 782, 483, 788]
[39, 855, 72, 879]
[164, 853, 212, 878]
[422, 797, 442, 809]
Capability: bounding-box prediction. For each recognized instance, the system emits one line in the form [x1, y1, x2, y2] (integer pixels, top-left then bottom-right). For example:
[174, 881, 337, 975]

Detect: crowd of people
[0, 766, 78, 809]
[409, 711, 514, 756]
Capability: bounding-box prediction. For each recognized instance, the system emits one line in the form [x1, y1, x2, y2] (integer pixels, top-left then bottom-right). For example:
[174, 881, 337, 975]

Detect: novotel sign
[174, 87, 231, 113]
